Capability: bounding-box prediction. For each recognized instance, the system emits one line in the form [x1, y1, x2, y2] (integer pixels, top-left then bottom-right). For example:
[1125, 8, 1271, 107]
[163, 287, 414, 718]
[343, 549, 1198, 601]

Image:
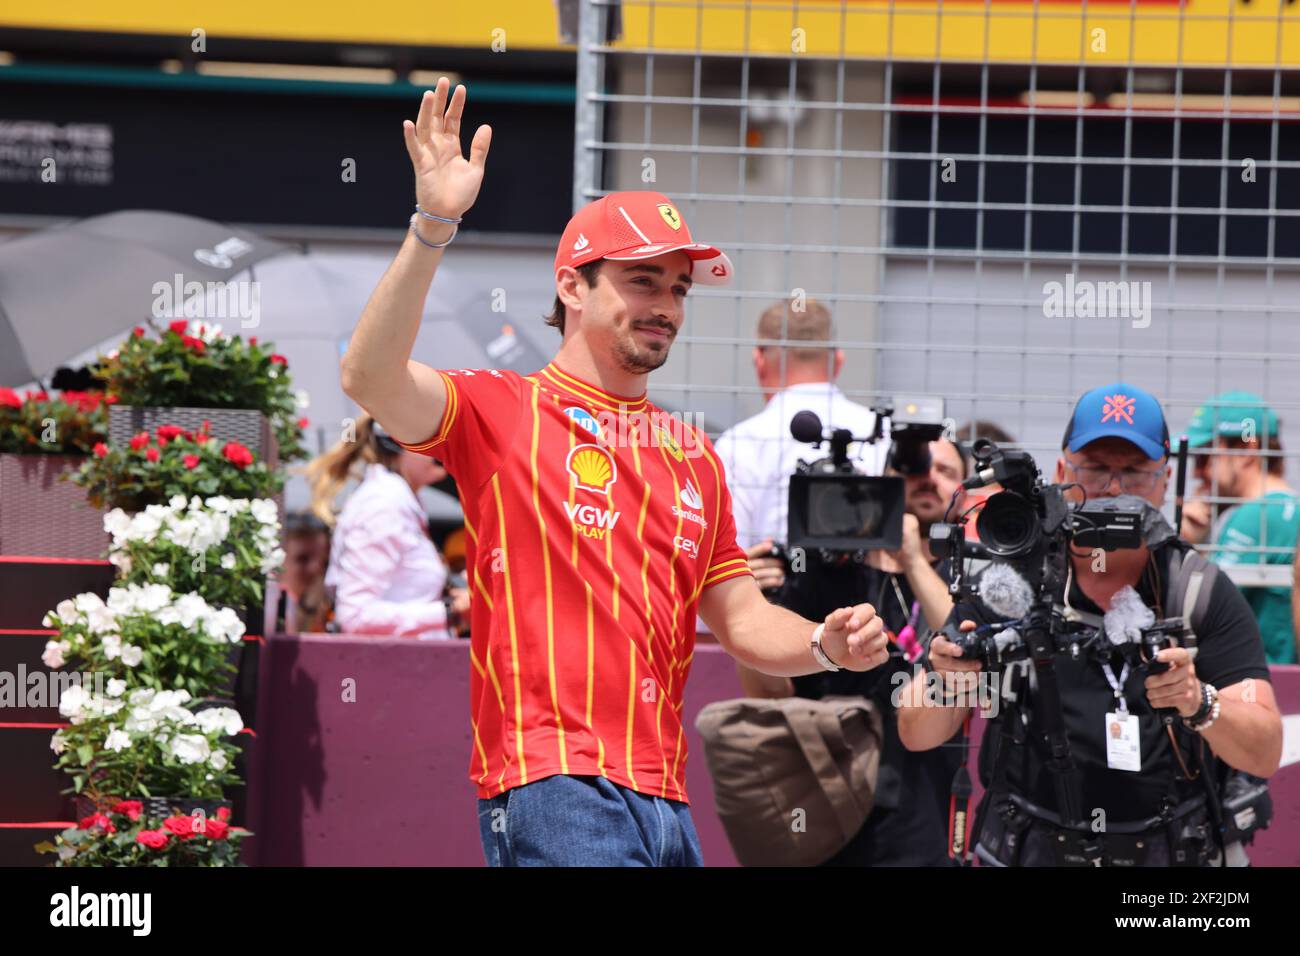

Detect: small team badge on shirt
[655, 425, 685, 462]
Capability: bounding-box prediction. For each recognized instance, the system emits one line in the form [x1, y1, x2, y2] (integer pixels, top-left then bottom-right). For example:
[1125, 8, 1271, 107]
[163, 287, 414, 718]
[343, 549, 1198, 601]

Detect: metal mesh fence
[574, 0, 1300, 588]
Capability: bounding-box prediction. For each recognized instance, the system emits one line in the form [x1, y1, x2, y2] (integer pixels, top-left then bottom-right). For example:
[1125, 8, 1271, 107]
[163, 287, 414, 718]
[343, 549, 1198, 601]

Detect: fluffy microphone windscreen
[979, 562, 1035, 620]
[1103, 585, 1155, 646]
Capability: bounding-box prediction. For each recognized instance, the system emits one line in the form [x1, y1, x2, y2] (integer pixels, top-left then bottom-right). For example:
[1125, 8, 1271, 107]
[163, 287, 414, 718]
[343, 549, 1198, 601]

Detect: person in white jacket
[309, 414, 469, 638]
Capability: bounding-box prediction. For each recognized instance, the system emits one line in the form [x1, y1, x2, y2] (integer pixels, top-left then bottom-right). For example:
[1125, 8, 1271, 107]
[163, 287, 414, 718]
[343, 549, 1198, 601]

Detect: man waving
[340, 79, 889, 866]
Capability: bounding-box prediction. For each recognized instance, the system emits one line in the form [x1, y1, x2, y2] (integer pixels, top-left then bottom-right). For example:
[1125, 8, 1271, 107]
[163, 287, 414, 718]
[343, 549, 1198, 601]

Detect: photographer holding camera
[898, 383, 1283, 866]
[708, 300, 968, 865]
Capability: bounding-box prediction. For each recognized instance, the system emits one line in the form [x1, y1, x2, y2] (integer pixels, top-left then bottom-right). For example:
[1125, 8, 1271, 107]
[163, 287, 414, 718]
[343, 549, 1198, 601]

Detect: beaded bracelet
[1184, 682, 1221, 733]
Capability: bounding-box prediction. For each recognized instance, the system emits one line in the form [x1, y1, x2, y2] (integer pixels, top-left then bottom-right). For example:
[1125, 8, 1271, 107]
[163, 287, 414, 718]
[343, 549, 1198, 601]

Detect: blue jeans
[476, 774, 704, 867]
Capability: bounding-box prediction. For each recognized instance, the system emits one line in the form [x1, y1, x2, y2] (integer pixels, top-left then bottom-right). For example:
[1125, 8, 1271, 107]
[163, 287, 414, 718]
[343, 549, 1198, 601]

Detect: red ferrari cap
[554, 191, 734, 286]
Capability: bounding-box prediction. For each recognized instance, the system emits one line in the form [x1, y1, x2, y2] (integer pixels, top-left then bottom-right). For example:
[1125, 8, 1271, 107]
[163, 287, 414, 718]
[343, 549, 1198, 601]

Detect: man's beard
[612, 321, 674, 374]
[907, 485, 944, 523]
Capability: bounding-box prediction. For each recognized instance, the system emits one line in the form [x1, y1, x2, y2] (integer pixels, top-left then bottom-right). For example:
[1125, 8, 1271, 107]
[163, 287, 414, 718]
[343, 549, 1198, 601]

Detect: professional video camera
[929, 439, 1271, 856]
[783, 396, 946, 557]
[930, 438, 1191, 675]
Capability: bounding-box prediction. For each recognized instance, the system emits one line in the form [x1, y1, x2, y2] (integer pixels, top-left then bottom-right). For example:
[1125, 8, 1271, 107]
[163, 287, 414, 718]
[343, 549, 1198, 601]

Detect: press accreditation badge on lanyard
[1102, 658, 1141, 772]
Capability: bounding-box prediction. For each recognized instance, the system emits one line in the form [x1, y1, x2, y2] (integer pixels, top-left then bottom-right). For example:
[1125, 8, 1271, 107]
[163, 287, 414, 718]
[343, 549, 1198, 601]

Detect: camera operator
[714, 298, 887, 557]
[732, 442, 971, 865]
[898, 383, 1283, 866]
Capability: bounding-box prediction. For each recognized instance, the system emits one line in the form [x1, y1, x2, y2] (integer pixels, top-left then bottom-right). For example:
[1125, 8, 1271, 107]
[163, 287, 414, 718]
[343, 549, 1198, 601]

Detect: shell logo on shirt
[566, 444, 617, 493]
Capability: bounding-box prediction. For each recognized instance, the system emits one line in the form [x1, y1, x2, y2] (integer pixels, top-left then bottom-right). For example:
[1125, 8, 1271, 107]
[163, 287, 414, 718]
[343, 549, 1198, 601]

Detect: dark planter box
[108, 405, 279, 472]
[0, 453, 109, 559]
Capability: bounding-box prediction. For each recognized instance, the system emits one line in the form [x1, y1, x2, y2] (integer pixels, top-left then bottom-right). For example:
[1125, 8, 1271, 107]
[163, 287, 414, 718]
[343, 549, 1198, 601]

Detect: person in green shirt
[1179, 391, 1298, 665]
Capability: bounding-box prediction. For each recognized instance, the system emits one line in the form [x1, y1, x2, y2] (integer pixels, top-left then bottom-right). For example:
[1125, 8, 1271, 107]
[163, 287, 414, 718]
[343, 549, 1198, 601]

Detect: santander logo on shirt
[680, 480, 703, 510]
[672, 479, 708, 529]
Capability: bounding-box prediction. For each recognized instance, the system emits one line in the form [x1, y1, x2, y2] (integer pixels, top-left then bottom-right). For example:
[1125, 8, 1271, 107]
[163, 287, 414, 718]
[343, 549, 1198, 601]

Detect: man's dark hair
[952, 419, 1017, 477]
[543, 261, 604, 336]
[1218, 435, 1287, 476]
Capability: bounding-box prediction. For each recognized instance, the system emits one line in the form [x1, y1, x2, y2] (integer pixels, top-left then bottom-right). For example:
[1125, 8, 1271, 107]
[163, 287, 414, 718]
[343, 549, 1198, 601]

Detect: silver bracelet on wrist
[810, 623, 841, 672]
[414, 204, 463, 224]
[410, 213, 457, 249]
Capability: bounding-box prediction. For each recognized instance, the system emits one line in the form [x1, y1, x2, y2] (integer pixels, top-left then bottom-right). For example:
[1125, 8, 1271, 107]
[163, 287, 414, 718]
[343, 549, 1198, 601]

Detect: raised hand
[402, 76, 492, 222]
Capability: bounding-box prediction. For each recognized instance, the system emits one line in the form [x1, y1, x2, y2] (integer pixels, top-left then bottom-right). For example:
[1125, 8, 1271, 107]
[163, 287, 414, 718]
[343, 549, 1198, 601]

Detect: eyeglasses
[1065, 462, 1164, 495]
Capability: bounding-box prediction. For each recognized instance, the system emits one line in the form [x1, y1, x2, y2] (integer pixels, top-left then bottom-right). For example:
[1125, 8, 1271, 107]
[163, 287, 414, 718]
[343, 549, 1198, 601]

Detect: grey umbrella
[0, 210, 289, 385]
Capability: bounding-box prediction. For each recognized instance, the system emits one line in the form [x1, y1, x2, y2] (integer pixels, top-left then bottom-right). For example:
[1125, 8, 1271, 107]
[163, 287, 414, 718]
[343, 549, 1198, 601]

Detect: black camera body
[933, 439, 1181, 670]
[785, 397, 944, 557]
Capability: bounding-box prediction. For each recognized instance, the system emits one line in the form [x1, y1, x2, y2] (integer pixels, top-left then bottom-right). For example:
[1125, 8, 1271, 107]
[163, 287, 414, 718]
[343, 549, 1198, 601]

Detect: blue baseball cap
[1061, 382, 1171, 461]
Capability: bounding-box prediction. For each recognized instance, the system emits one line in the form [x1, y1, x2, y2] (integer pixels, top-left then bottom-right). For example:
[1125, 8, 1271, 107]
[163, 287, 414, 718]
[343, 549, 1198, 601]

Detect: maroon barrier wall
[250, 635, 1300, 866]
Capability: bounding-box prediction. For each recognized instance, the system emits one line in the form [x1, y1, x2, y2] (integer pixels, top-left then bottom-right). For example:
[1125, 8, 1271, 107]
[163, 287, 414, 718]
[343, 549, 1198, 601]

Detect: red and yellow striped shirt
[397, 361, 753, 802]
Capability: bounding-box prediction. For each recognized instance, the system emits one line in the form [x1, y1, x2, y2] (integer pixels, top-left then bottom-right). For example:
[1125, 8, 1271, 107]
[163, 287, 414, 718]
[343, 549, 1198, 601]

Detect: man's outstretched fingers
[415, 89, 435, 142]
[470, 125, 492, 169]
[445, 84, 467, 138]
[402, 119, 429, 168]
[430, 77, 450, 135]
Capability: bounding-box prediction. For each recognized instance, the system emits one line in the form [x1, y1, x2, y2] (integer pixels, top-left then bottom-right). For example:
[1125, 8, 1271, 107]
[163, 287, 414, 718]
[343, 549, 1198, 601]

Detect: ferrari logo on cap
[658, 204, 682, 231]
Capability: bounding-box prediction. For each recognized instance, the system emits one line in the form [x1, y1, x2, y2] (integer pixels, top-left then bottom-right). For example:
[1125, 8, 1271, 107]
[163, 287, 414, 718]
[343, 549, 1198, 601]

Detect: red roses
[163, 815, 197, 841]
[78, 812, 116, 833]
[136, 829, 169, 849]
[155, 424, 188, 445]
[59, 803, 240, 862]
[221, 441, 254, 469]
[0, 387, 82, 409]
[112, 800, 144, 821]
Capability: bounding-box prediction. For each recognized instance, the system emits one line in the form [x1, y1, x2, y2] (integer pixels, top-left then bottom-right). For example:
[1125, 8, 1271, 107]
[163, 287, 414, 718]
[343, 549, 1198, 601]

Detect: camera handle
[1019, 604, 1089, 834]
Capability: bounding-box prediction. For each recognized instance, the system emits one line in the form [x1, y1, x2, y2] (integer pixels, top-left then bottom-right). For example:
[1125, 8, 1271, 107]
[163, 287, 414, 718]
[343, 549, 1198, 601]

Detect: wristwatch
[810, 623, 842, 672]
[1183, 681, 1221, 733]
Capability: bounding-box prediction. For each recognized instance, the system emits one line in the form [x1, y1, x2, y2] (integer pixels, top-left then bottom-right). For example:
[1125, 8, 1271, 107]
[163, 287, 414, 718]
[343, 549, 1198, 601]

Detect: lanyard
[1101, 657, 1131, 714]
[1063, 562, 1133, 714]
